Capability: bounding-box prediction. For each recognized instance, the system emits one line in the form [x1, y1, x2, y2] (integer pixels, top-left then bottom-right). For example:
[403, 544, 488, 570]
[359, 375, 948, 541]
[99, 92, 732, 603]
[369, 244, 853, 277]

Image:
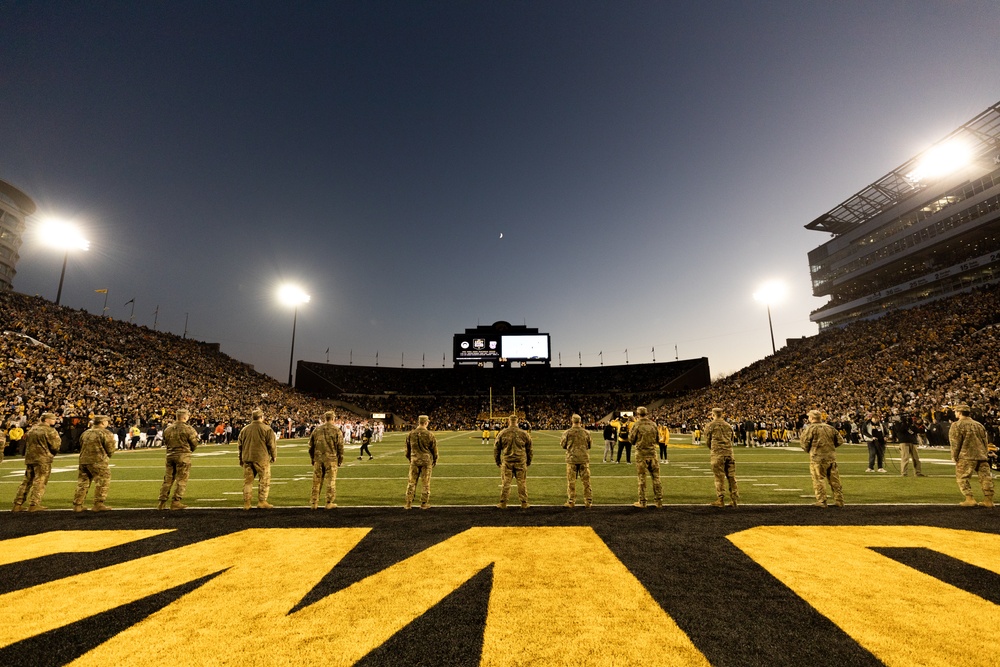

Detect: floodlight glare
[277, 284, 311, 306]
[39, 219, 90, 252]
[278, 283, 310, 386]
[39, 218, 90, 306]
[753, 280, 786, 355]
[905, 138, 973, 183]
[753, 280, 786, 306]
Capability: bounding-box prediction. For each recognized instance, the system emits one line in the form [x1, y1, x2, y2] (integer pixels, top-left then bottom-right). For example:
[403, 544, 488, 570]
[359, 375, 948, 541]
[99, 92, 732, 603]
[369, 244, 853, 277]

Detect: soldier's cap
[807, 409, 822, 420]
[953, 404, 971, 414]
[252, 409, 264, 420]
[40, 412, 57, 421]
[636, 406, 647, 416]
[94, 415, 110, 423]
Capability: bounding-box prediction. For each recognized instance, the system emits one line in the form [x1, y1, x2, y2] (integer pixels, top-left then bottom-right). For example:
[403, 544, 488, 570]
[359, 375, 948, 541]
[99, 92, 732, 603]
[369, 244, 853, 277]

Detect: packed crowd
[653, 284, 1000, 435]
[4, 283, 1000, 444]
[1, 291, 338, 442]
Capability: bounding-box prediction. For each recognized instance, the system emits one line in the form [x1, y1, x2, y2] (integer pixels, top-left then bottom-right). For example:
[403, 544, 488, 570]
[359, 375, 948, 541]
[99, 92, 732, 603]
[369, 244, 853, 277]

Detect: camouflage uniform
[13, 421, 61, 509]
[238, 420, 277, 507]
[404, 426, 438, 509]
[631, 416, 662, 507]
[949, 416, 994, 504]
[705, 417, 738, 505]
[494, 423, 533, 507]
[74, 425, 116, 509]
[560, 424, 592, 507]
[308, 423, 344, 508]
[159, 421, 199, 506]
[800, 421, 845, 506]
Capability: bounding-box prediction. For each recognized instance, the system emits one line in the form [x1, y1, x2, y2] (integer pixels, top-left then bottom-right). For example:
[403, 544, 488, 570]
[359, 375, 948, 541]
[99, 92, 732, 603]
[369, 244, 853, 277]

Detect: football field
[1, 430, 974, 509]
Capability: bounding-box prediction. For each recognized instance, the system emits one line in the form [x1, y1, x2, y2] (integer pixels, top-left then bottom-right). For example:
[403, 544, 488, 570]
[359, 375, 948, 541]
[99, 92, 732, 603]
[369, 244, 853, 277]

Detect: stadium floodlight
[753, 280, 786, 355]
[905, 138, 974, 183]
[38, 219, 90, 306]
[278, 284, 310, 386]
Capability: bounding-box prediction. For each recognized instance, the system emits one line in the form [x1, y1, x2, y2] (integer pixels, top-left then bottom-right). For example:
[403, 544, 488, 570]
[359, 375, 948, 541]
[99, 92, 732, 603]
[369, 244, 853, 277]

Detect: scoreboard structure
[453, 321, 551, 367]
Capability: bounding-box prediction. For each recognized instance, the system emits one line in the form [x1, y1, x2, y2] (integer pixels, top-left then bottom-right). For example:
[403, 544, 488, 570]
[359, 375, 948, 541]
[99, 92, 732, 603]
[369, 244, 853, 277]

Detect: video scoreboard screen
[453, 333, 550, 363]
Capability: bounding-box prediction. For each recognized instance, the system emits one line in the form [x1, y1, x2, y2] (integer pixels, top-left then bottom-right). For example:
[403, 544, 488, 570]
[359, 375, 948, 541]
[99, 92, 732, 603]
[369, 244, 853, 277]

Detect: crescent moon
[499, 233, 503, 239]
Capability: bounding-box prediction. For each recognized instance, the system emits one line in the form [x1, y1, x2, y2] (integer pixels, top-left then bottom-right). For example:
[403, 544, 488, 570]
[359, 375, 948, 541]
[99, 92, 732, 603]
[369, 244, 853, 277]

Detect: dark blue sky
[3, 1, 999, 380]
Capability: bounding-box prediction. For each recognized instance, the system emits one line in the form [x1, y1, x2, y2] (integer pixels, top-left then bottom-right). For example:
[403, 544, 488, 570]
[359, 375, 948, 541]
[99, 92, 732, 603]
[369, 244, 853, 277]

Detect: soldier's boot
[73, 503, 85, 513]
[27, 505, 47, 512]
[654, 499, 663, 508]
[978, 496, 994, 508]
[310, 502, 318, 510]
[833, 498, 844, 508]
[563, 501, 575, 508]
[520, 502, 530, 509]
[632, 501, 647, 508]
[325, 502, 337, 509]
[12, 503, 24, 513]
[420, 503, 431, 510]
[496, 500, 507, 509]
[710, 496, 725, 508]
[257, 501, 274, 509]
[959, 495, 978, 507]
[157, 500, 167, 510]
[404, 501, 412, 510]
[812, 500, 828, 508]
[92, 503, 112, 511]
[170, 501, 187, 510]
[730, 493, 740, 508]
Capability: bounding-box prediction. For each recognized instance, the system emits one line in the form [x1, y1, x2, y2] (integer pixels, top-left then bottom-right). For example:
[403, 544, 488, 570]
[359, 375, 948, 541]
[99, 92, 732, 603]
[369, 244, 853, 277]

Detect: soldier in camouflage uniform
[631, 406, 662, 508]
[158, 409, 200, 510]
[13, 413, 61, 512]
[949, 404, 994, 508]
[308, 410, 344, 509]
[561, 413, 592, 508]
[705, 407, 739, 508]
[800, 409, 845, 508]
[494, 414, 533, 509]
[73, 415, 116, 511]
[238, 409, 277, 510]
[404, 414, 438, 510]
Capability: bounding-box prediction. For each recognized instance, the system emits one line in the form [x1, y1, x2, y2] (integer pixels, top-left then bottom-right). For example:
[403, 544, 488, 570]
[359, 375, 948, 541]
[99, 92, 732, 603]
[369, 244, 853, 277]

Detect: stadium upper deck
[807, 101, 1000, 330]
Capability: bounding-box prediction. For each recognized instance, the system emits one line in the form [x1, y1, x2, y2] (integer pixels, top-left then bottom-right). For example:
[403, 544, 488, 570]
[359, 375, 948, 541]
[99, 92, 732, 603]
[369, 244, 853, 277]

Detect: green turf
[0, 430, 977, 509]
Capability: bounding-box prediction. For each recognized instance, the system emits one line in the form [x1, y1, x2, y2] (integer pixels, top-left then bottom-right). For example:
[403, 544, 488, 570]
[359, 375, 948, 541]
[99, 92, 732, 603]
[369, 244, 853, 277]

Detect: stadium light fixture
[38, 218, 90, 306]
[278, 284, 311, 386]
[905, 138, 974, 183]
[753, 280, 786, 355]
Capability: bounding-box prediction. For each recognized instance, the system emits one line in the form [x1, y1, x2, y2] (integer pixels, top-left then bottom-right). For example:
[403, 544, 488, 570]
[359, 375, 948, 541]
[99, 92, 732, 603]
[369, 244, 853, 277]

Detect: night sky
[3, 1, 999, 381]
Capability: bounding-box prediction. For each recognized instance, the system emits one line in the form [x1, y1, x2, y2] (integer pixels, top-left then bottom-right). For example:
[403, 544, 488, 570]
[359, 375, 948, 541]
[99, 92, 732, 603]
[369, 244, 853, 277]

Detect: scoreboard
[453, 327, 550, 365]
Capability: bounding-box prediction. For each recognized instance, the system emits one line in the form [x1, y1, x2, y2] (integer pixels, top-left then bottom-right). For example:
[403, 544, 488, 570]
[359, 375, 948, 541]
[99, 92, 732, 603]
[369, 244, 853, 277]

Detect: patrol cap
[953, 404, 971, 414]
[807, 409, 823, 421]
[252, 409, 264, 420]
[40, 412, 57, 421]
[94, 415, 110, 424]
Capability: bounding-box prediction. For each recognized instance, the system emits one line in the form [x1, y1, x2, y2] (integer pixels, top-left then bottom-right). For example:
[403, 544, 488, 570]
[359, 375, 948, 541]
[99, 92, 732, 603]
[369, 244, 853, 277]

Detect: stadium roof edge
[805, 100, 1000, 236]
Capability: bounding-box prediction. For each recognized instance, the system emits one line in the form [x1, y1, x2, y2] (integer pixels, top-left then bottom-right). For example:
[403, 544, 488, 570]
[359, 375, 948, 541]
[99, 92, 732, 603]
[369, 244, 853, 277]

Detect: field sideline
[0, 430, 981, 509]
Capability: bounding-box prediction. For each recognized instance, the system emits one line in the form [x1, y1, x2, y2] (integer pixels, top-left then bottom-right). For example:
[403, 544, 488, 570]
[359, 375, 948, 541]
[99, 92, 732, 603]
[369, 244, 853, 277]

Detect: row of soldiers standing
[5, 404, 993, 511]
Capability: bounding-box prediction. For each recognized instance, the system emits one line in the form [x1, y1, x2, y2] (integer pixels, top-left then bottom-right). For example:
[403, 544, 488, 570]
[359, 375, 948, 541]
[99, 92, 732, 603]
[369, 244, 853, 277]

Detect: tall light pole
[278, 284, 310, 386]
[40, 220, 90, 306]
[753, 280, 786, 355]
